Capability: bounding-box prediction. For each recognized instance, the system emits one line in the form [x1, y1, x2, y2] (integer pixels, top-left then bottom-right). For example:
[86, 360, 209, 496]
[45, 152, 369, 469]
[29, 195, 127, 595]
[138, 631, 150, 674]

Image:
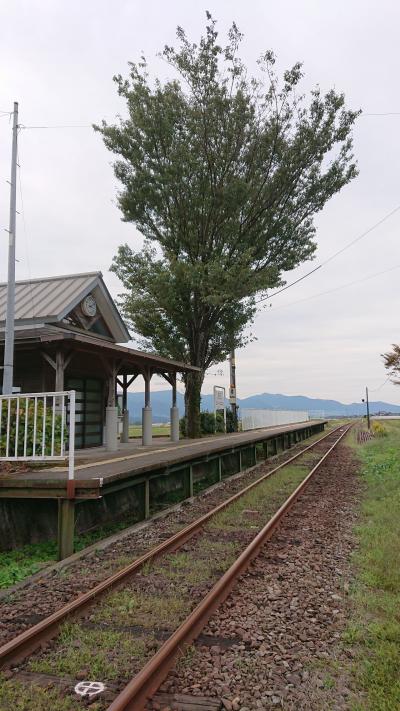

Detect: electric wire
[20, 124, 92, 130]
[256, 202, 400, 305]
[269, 262, 400, 312]
[369, 375, 392, 392]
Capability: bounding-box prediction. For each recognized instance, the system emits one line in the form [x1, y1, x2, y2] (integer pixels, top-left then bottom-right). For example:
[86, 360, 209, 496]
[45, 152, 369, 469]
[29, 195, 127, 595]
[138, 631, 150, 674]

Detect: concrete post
[105, 406, 119, 451]
[142, 406, 152, 446]
[121, 409, 130, 443]
[170, 407, 180, 443]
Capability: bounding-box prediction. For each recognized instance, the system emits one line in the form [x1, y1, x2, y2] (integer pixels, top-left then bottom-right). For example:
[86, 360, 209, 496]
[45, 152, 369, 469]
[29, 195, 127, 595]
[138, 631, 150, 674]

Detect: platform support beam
[183, 466, 194, 499]
[144, 479, 150, 519]
[58, 499, 75, 560]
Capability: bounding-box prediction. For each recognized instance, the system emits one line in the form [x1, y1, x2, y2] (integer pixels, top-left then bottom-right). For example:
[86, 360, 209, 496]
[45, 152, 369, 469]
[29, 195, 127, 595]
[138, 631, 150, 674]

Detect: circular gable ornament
[81, 294, 97, 317]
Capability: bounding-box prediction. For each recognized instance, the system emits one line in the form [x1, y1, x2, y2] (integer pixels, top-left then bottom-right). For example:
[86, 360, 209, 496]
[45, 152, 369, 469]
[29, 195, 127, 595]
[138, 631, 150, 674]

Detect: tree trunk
[185, 370, 204, 438]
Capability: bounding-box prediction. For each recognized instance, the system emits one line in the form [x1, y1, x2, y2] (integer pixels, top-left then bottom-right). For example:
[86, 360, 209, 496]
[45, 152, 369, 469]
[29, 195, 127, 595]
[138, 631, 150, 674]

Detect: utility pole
[365, 386, 370, 430]
[2, 102, 18, 395]
[229, 349, 238, 431]
[362, 386, 370, 430]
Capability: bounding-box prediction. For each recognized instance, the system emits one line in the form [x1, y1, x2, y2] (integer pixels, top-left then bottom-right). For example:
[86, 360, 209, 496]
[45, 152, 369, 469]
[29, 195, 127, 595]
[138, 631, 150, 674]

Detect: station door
[65, 377, 103, 448]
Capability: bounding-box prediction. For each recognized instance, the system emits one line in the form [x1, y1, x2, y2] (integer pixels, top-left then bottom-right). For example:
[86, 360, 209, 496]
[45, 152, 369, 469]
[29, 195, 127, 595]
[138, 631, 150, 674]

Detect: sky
[1, 0, 400, 405]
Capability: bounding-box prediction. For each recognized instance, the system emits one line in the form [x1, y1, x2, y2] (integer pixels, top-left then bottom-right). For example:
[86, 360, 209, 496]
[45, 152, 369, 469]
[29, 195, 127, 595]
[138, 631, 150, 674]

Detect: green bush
[371, 421, 388, 438]
[0, 399, 65, 458]
[179, 409, 238, 436]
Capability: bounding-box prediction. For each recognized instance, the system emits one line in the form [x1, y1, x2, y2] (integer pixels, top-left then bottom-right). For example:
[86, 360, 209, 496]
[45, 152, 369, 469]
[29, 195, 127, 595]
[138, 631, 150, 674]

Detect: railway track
[0, 423, 351, 711]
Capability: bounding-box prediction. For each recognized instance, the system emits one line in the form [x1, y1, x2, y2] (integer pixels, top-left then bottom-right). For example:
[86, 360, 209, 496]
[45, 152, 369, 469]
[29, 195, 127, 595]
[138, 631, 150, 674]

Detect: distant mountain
[126, 390, 400, 422]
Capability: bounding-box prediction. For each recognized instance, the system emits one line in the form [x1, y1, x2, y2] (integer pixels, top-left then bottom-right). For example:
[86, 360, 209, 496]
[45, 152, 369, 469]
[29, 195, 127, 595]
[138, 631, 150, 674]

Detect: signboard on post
[213, 385, 226, 432]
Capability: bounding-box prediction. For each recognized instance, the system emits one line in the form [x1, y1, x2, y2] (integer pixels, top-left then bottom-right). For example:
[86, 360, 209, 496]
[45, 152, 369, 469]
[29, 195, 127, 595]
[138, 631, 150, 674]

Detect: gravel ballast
[150, 441, 360, 711]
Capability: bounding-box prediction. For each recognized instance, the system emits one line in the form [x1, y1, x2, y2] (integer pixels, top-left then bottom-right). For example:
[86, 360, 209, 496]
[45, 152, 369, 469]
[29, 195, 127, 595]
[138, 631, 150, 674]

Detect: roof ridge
[0, 271, 102, 287]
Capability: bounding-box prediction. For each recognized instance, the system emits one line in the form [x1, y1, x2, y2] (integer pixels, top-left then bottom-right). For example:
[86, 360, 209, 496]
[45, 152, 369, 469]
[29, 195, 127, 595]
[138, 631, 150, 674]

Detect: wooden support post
[144, 479, 150, 519]
[218, 456, 222, 481]
[253, 444, 257, 465]
[55, 351, 64, 392]
[239, 449, 243, 470]
[57, 499, 75, 560]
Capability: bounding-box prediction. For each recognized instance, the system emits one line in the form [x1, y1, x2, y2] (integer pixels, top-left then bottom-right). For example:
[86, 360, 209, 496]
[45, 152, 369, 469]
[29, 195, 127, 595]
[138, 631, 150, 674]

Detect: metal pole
[229, 350, 238, 431]
[2, 102, 18, 395]
[68, 390, 75, 481]
[366, 386, 370, 430]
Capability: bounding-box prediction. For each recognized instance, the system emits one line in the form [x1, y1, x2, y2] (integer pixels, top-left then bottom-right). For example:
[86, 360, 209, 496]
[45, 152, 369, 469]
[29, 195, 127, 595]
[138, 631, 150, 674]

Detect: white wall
[241, 409, 310, 431]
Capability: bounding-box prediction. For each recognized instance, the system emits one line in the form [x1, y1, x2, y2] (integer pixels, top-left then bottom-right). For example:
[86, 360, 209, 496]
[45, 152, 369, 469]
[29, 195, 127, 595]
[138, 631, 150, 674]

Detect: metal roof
[0, 325, 200, 374]
[0, 272, 130, 343]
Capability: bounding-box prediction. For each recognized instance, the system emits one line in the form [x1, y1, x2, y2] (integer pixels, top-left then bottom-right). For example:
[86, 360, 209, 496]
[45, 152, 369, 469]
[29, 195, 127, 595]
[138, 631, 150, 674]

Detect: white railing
[0, 390, 75, 481]
[241, 408, 310, 431]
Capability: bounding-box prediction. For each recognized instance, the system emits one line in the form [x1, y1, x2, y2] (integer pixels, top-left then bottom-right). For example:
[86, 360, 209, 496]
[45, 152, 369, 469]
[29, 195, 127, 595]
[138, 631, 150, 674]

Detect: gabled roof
[0, 272, 130, 343]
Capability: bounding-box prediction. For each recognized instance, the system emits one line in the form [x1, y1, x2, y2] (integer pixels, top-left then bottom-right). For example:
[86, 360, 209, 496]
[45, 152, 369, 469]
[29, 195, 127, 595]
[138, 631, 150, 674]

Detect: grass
[129, 424, 170, 437]
[208, 462, 309, 530]
[0, 674, 79, 711]
[93, 588, 190, 628]
[0, 520, 138, 590]
[345, 420, 400, 710]
[29, 621, 148, 679]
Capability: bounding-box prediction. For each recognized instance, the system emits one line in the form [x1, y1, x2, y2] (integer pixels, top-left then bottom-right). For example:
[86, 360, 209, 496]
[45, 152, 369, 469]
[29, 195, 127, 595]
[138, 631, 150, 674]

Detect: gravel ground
[0, 431, 336, 647]
[151, 440, 360, 711]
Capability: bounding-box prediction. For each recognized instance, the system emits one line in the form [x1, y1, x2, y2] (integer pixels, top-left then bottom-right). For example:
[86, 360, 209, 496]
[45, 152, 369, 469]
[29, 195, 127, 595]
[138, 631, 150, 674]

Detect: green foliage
[0, 399, 65, 458]
[202, 410, 218, 434]
[179, 410, 221, 435]
[179, 408, 235, 435]
[95, 14, 359, 436]
[371, 421, 388, 437]
[345, 422, 400, 709]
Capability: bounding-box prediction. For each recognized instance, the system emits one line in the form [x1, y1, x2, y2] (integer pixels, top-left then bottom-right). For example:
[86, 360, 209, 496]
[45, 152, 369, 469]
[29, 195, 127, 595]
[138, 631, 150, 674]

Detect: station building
[0, 272, 197, 449]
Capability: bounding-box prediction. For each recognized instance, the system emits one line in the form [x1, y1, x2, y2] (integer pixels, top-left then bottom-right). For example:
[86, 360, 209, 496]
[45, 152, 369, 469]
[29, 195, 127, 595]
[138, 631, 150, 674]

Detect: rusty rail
[107, 424, 352, 711]
[0, 424, 347, 669]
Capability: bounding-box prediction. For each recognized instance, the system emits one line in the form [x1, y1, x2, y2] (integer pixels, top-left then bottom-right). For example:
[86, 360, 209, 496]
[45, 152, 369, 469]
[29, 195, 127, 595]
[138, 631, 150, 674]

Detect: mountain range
[126, 390, 400, 422]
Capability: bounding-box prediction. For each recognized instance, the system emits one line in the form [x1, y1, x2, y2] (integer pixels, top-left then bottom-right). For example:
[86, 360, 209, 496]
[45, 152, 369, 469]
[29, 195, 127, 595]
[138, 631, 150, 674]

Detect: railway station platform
[0, 420, 327, 559]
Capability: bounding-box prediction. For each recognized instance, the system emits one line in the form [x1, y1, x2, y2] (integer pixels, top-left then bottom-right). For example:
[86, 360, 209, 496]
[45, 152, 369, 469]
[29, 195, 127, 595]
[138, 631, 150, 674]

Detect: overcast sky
[1, 0, 400, 405]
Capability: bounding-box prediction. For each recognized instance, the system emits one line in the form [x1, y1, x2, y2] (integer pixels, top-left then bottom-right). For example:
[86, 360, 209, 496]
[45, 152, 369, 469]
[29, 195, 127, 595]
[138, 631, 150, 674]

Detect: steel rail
[0, 424, 346, 668]
[108, 423, 352, 711]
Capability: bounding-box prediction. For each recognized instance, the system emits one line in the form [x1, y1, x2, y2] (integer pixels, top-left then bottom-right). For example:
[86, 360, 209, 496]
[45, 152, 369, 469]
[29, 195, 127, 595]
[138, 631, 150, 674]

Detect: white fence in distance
[240, 408, 310, 431]
[0, 390, 75, 480]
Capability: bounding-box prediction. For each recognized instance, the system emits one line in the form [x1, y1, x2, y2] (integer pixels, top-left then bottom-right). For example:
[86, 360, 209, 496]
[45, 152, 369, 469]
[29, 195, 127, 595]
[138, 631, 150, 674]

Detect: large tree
[383, 345, 400, 384]
[96, 15, 359, 437]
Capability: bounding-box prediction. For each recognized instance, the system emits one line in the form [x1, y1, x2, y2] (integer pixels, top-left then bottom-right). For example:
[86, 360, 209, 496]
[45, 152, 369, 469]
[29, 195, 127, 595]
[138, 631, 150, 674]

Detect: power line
[369, 375, 392, 393]
[362, 112, 400, 116]
[257, 202, 400, 305]
[321, 204, 400, 267]
[269, 262, 400, 312]
[20, 124, 92, 130]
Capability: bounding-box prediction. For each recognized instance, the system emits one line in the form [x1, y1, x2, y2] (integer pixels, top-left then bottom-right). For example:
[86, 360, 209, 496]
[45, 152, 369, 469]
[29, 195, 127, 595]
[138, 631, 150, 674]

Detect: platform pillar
[170, 406, 180, 443]
[121, 409, 130, 443]
[105, 406, 119, 451]
[142, 407, 153, 446]
[58, 499, 75, 560]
